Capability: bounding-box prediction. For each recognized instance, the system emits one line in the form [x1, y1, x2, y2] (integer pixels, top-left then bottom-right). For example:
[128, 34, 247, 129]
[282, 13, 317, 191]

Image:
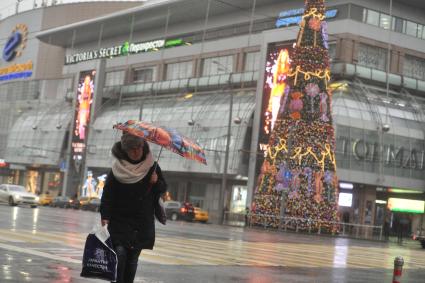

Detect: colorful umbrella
[113, 120, 207, 165]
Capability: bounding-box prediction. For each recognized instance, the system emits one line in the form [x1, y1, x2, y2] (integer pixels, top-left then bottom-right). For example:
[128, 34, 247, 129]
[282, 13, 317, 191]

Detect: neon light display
[71, 70, 95, 172]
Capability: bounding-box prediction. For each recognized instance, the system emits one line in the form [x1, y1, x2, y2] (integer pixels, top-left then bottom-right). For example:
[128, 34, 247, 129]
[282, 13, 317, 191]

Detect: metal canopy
[85, 89, 256, 175]
[332, 80, 425, 139]
[36, 0, 277, 47]
[5, 103, 73, 166]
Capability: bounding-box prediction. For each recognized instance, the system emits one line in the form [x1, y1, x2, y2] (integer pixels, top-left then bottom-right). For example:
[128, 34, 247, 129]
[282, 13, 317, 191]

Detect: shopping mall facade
[1, 0, 424, 228]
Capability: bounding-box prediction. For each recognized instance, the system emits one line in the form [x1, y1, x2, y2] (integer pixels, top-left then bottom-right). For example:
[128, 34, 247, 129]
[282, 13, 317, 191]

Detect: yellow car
[39, 193, 54, 206]
[194, 207, 209, 223]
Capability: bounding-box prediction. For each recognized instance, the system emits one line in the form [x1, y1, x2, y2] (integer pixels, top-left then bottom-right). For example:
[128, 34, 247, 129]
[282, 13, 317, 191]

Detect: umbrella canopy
[113, 120, 207, 165]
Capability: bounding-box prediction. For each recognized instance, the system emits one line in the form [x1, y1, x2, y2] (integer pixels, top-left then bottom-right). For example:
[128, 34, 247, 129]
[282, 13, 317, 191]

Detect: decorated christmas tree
[252, 0, 339, 231]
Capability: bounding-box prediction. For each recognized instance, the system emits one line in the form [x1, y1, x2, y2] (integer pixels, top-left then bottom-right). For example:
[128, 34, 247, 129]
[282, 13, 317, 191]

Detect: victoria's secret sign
[65, 38, 188, 65]
[338, 136, 424, 170]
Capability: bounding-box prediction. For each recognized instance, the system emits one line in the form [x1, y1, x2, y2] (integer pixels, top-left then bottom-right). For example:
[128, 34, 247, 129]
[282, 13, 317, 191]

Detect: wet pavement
[0, 204, 424, 282]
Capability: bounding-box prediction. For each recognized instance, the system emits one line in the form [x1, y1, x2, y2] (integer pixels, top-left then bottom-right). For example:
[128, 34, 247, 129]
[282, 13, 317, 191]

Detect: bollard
[392, 256, 404, 283]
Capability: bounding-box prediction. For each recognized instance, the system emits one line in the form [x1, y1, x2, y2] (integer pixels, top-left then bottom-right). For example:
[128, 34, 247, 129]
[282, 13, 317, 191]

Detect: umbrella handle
[153, 146, 163, 172]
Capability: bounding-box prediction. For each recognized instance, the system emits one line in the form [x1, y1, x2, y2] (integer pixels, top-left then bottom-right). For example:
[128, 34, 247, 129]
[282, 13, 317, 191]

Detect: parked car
[74, 197, 98, 210]
[163, 201, 195, 221]
[0, 184, 39, 208]
[413, 229, 425, 249]
[194, 207, 209, 223]
[50, 196, 73, 208]
[38, 193, 54, 206]
[80, 198, 101, 212]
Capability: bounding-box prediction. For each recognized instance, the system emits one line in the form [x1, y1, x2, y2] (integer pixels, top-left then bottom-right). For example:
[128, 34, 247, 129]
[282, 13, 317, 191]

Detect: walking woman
[100, 133, 167, 283]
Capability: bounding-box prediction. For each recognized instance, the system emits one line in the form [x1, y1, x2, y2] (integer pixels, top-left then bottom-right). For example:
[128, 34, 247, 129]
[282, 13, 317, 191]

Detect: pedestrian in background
[245, 206, 250, 227]
[100, 133, 167, 283]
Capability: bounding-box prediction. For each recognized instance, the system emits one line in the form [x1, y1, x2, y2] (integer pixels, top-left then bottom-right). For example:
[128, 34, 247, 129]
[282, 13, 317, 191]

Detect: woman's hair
[121, 133, 150, 161]
[121, 133, 143, 151]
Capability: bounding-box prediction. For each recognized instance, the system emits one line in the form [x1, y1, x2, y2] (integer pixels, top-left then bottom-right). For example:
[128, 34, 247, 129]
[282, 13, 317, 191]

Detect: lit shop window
[165, 61, 193, 80]
[133, 67, 155, 83]
[244, 51, 261, 72]
[338, 192, 353, 207]
[379, 13, 391, 30]
[357, 43, 387, 71]
[202, 55, 234, 76]
[403, 55, 425, 80]
[105, 70, 125, 87]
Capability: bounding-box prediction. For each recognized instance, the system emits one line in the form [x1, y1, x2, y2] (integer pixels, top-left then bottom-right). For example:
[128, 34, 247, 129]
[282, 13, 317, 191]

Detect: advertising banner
[71, 70, 96, 173]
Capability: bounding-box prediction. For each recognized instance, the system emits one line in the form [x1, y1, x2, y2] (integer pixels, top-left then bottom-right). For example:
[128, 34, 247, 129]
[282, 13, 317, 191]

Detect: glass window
[202, 55, 234, 76]
[379, 13, 391, 30]
[403, 55, 425, 80]
[405, 21, 418, 37]
[417, 24, 423, 39]
[350, 5, 365, 22]
[165, 61, 193, 80]
[56, 77, 73, 98]
[366, 9, 379, 26]
[244, 51, 261, 72]
[357, 43, 387, 71]
[392, 17, 404, 33]
[133, 67, 155, 83]
[328, 43, 337, 62]
[105, 70, 125, 87]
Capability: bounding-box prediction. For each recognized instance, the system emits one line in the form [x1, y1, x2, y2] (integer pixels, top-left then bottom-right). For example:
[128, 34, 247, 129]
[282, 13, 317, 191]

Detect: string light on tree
[252, 0, 339, 232]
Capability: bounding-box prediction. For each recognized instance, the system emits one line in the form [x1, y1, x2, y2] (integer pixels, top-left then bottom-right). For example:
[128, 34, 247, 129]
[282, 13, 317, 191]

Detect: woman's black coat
[100, 162, 166, 250]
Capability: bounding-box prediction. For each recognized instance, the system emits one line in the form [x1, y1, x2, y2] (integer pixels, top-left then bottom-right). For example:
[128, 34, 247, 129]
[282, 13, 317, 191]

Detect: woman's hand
[150, 172, 158, 184]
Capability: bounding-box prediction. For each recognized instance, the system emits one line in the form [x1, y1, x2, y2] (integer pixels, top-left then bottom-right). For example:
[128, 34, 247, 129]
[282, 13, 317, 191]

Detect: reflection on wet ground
[0, 205, 424, 282]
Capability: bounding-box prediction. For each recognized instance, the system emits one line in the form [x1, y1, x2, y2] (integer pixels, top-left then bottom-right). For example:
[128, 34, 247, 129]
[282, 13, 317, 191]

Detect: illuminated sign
[0, 159, 7, 168]
[388, 188, 423, 194]
[387, 198, 424, 213]
[339, 182, 353, 189]
[338, 192, 353, 207]
[276, 8, 338, 28]
[65, 38, 189, 65]
[0, 60, 33, 81]
[254, 42, 293, 183]
[258, 42, 293, 156]
[71, 70, 95, 172]
[3, 24, 28, 62]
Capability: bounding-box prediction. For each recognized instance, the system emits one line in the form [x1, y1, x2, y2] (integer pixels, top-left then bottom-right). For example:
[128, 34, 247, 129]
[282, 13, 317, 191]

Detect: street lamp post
[218, 73, 233, 224]
[15, 0, 24, 14]
[213, 60, 234, 224]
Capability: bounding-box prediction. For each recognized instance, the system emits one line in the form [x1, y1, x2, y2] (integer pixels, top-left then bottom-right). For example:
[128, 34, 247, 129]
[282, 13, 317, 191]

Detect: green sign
[65, 38, 189, 65]
[388, 198, 425, 214]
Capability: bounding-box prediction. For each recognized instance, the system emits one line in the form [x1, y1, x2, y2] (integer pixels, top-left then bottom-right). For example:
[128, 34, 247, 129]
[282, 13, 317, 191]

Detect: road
[0, 204, 424, 283]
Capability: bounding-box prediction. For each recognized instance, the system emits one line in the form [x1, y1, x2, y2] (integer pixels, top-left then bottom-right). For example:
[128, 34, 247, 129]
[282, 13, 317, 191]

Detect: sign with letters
[65, 38, 189, 65]
[1, 24, 33, 82]
[338, 136, 425, 170]
[276, 8, 338, 28]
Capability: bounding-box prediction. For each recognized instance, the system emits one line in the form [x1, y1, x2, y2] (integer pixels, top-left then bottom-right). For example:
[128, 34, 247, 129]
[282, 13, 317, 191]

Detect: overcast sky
[0, 0, 146, 20]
